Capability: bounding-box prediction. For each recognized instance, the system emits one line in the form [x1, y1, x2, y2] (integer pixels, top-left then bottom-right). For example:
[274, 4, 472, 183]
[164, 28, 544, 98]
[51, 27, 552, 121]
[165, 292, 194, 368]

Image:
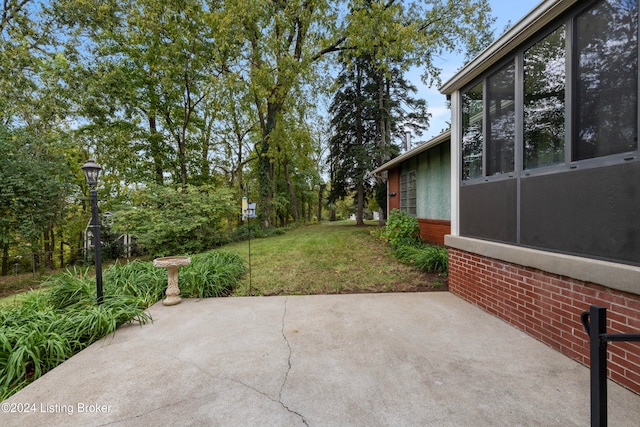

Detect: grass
[393, 243, 449, 274]
[226, 220, 446, 296]
[0, 221, 445, 399]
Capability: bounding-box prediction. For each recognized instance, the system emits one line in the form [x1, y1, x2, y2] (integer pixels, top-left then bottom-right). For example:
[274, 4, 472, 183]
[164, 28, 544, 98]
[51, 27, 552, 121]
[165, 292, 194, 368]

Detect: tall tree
[326, 0, 493, 225]
[329, 56, 376, 225]
[0, 127, 69, 275]
[328, 54, 428, 224]
[55, 0, 238, 190]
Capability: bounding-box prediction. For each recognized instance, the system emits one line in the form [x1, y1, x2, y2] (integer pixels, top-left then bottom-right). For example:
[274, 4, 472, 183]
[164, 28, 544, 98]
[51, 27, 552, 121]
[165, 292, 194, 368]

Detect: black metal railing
[581, 305, 640, 427]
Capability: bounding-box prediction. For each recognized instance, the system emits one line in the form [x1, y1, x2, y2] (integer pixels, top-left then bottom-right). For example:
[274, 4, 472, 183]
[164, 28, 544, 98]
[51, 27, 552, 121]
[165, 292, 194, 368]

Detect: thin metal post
[90, 188, 103, 305]
[247, 216, 252, 297]
[582, 305, 640, 427]
[588, 306, 608, 427]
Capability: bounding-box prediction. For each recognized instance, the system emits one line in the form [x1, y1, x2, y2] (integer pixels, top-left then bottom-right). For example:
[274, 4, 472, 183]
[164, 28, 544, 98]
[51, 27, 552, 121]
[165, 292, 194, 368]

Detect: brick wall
[448, 247, 640, 395]
[417, 219, 450, 246]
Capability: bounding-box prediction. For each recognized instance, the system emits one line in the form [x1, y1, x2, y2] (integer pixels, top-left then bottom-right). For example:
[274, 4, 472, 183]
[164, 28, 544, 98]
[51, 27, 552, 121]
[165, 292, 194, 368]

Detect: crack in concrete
[279, 296, 309, 426]
[106, 300, 309, 426]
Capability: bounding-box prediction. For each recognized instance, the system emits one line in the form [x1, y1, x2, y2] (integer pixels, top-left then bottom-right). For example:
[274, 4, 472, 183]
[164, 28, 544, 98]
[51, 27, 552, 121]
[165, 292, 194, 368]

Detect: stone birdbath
[153, 256, 191, 306]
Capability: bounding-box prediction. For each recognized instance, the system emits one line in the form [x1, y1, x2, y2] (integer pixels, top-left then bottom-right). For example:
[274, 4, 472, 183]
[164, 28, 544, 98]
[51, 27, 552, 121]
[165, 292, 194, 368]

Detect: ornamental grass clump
[393, 242, 449, 275]
[180, 251, 246, 298]
[103, 260, 167, 308]
[0, 290, 151, 401]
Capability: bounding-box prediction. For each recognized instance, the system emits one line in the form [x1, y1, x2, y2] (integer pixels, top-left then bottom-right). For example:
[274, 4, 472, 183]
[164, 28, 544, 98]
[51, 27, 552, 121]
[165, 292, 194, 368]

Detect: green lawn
[226, 220, 446, 296]
[0, 220, 446, 304]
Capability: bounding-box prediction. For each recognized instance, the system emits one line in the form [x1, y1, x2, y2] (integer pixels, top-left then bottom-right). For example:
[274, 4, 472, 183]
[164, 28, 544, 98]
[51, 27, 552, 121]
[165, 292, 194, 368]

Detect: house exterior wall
[415, 142, 451, 221]
[448, 247, 640, 394]
[417, 219, 450, 246]
[392, 140, 451, 245]
[441, 0, 640, 395]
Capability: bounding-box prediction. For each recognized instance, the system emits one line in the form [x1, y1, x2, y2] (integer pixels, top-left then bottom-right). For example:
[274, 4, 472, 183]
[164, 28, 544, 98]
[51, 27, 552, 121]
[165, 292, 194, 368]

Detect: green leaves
[0, 127, 70, 252]
[393, 243, 449, 274]
[383, 209, 421, 247]
[178, 251, 246, 299]
[0, 249, 246, 400]
[111, 184, 236, 256]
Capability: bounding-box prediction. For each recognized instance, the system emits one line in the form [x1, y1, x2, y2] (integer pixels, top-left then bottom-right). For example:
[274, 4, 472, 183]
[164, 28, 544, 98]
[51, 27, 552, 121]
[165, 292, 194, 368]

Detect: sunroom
[440, 0, 640, 394]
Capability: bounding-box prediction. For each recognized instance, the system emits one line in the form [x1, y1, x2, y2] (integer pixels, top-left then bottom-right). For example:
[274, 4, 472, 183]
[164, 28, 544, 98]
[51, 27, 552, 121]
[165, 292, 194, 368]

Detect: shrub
[179, 251, 246, 298]
[111, 184, 236, 257]
[383, 209, 421, 247]
[393, 242, 449, 275]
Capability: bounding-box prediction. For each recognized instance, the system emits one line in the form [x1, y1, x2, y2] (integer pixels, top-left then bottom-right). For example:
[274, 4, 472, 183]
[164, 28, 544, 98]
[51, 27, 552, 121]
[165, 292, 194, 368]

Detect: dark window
[487, 61, 515, 175]
[574, 0, 638, 160]
[400, 171, 416, 216]
[462, 83, 483, 180]
[524, 26, 566, 169]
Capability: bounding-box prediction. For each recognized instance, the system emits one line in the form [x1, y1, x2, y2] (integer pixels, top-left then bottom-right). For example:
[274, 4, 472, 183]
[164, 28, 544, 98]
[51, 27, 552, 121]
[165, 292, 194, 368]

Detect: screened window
[400, 171, 416, 216]
[462, 83, 483, 180]
[487, 62, 515, 175]
[524, 26, 566, 169]
[574, 0, 638, 161]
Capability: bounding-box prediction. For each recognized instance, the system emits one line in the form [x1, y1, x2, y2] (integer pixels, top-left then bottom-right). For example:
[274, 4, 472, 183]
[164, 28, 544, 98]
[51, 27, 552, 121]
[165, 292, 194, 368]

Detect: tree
[111, 184, 236, 256]
[328, 54, 427, 225]
[55, 0, 238, 190]
[0, 127, 69, 275]
[329, 56, 377, 225]
[326, 0, 493, 225]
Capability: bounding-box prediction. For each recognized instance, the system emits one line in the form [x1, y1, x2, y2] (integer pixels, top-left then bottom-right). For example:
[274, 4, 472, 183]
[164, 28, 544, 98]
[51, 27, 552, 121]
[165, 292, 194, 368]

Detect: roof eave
[372, 130, 451, 175]
[440, 0, 577, 95]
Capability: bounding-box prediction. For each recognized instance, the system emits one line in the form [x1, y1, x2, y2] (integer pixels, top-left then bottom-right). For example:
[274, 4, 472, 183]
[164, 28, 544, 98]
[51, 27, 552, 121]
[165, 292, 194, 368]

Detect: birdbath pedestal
[153, 256, 191, 306]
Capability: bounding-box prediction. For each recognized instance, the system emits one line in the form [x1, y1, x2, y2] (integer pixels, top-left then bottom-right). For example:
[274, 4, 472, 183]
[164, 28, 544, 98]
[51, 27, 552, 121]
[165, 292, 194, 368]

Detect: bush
[393, 242, 448, 275]
[383, 209, 421, 247]
[179, 251, 246, 298]
[111, 184, 236, 257]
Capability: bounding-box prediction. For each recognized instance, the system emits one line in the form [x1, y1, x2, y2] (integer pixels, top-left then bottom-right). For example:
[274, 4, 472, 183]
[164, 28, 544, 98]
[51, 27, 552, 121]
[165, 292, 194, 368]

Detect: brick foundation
[447, 247, 640, 395]
[417, 219, 450, 246]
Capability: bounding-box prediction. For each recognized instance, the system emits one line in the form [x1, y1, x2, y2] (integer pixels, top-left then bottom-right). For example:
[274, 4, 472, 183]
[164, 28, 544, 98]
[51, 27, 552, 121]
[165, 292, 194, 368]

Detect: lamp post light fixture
[82, 159, 103, 305]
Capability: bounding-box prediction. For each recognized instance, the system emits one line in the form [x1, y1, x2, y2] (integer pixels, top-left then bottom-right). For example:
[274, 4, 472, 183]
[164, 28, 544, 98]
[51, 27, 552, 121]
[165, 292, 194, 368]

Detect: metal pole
[90, 187, 103, 305]
[588, 306, 608, 427]
[247, 216, 252, 296]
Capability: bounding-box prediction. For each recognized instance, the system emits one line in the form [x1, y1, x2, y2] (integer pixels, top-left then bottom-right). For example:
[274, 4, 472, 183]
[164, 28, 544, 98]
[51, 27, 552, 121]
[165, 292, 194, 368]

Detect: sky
[417, 0, 542, 141]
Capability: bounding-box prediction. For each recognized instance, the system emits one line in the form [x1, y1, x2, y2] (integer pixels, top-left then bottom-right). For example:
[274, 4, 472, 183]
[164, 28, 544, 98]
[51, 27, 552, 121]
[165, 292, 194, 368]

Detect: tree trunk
[1, 242, 8, 276]
[149, 115, 164, 185]
[356, 182, 365, 226]
[318, 183, 325, 221]
[177, 133, 188, 192]
[283, 159, 300, 222]
[355, 65, 365, 226]
[44, 224, 55, 269]
[258, 105, 279, 227]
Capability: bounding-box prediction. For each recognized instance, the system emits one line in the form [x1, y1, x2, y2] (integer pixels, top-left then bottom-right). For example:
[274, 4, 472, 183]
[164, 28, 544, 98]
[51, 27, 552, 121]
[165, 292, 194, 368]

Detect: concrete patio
[2, 292, 639, 426]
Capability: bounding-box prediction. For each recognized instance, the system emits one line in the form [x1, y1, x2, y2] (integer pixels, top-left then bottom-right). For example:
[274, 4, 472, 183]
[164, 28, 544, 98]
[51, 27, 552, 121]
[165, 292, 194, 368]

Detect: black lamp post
[82, 159, 103, 305]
